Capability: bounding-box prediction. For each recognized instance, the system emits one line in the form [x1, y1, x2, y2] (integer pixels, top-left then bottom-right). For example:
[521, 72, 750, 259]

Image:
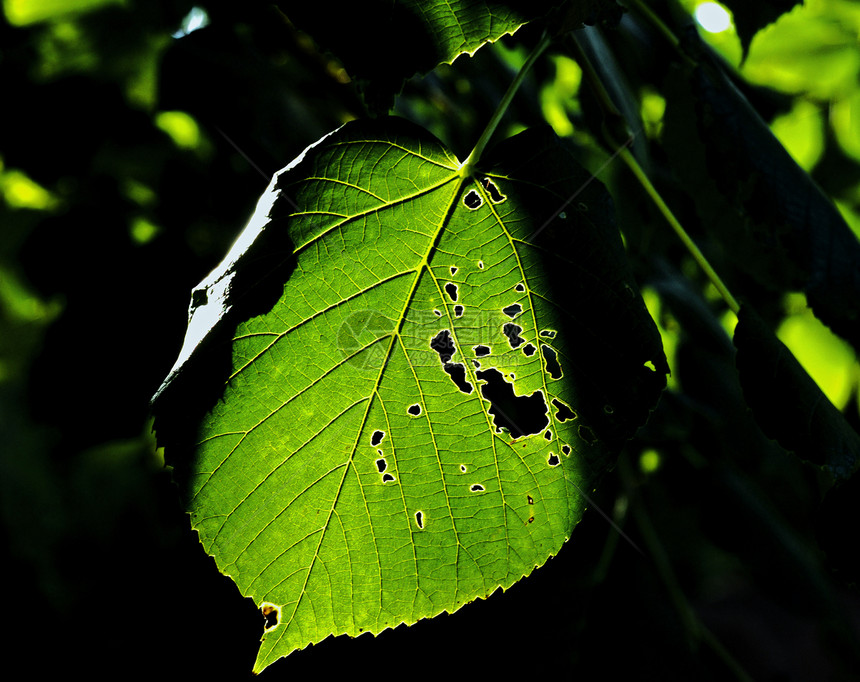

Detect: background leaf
[279, 0, 562, 111]
[662, 36, 860, 352]
[720, 0, 802, 58]
[154, 116, 666, 672]
[733, 304, 860, 483]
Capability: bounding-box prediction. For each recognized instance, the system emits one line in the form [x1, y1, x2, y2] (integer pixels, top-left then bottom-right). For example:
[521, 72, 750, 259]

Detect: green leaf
[280, 0, 561, 110]
[153, 117, 666, 673]
[662, 41, 860, 353]
[719, 0, 803, 59]
[733, 305, 860, 484]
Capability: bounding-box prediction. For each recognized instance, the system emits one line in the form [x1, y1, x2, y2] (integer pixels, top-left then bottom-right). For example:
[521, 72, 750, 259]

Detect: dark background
[2, 1, 859, 679]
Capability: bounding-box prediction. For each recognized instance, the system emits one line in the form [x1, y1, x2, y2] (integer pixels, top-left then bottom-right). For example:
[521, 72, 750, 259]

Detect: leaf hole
[476, 368, 549, 438]
[551, 398, 577, 422]
[544, 430, 552, 440]
[515, 283, 525, 292]
[473, 345, 491, 357]
[262, 603, 280, 631]
[558, 211, 567, 220]
[548, 453, 560, 467]
[375, 458, 387, 473]
[539, 329, 557, 339]
[407, 403, 421, 416]
[478, 261, 484, 269]
[603, 404, 615, 414]
[450, 266, 458, 275]
[434, 309, 442, 317]
[472, 359, 481, 369]
[578, 425, 597, 444]
[503, 303, 523, 319]
[444, 362, 474, 394]
[541, 345, 562, 379]
[463, 190, 482, 209]
[444, 282, 459, 302]
[415, 510, 425, 529]
[460, 464, 467, 473]
[562, 444, 571, 456]
[522, 343, 536, 357]
[191, 288, 208, 308]
[370, 430, 385, 446]
[382, 473, 396, 483]
[454, 304, 464, 317]
[470, 483, 485, 492]
[431, 330, 456, 363]
[503, 323, 525, 349]
[481, 177, 506, 203]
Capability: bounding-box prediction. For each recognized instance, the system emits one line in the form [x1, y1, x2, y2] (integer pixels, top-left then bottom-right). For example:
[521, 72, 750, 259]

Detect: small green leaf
[153, 117, 666, 673]
[720, 0, 803, 59]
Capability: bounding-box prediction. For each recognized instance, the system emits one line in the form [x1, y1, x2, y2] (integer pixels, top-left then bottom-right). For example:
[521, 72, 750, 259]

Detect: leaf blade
[153, 117, 666, 673]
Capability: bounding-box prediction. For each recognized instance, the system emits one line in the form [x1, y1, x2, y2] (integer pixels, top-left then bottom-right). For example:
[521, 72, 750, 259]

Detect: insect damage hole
[551, 398, 577, 422]
[450, 266, 458, 275]
[460, 464, 467, 473]
[262, 603, 280, 631]
[503, 323, 525, 349]
[515, 283, 525, 292]
[562, 444, 571, 456]
[541, 345, 562, 379]
[370, 430, 385, 446]
[407, 403, 421, 416]
[481, 177, 506, 203]
[503, 303, 523, 319]
[444, 282, 458, 302]
[579, 424, 597, 444]
[548, 453, 560, 466]
[415, 511, 425, 529]
[430, 329, 473, 394]
[476, 368, 549, 438]
[454, 305, 464, 318]
[463, 189, 482, 209]
[382, 473, 396, 483]
[375, 458, 387, 473]
[470, 483, 485, 492]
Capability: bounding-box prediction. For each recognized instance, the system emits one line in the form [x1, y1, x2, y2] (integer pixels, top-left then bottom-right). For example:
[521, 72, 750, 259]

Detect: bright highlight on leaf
[153, 117, 666, 674]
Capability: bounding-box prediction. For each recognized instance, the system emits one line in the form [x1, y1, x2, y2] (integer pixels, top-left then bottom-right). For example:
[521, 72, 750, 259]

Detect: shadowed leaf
[733, 305, 860, 484]
[663, 38, 860, 353]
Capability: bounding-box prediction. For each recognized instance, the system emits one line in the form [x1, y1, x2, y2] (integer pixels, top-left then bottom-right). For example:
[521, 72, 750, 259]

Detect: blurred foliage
[2, 0, 860, 680]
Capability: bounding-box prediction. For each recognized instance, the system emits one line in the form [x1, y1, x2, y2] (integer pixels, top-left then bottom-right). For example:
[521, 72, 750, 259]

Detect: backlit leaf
[152, 117, 666, 673]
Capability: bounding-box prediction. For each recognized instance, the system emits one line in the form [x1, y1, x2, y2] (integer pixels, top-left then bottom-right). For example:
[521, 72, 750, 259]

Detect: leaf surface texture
[153, 117, 666, 672]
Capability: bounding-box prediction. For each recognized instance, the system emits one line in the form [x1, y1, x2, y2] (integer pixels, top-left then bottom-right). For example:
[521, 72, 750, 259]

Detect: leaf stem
[459, 31, 552, 176]
[623, 0, 696, 66]
[571, 30, 739, 314]
[620, 147, 741, 314]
